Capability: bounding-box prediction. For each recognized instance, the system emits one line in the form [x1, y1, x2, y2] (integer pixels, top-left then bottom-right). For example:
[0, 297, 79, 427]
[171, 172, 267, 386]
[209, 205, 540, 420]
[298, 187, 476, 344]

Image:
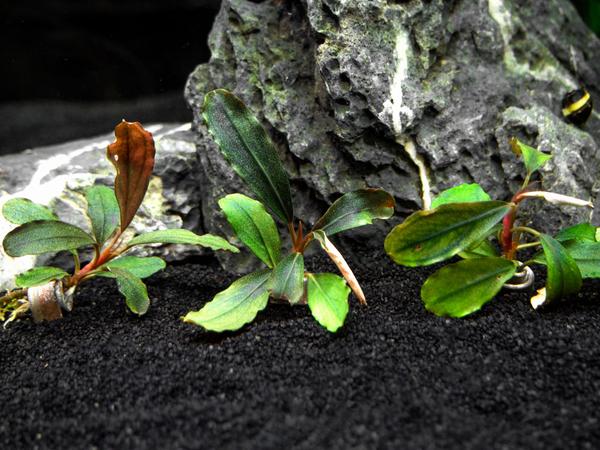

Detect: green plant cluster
[0, 121, 237, 323]
[0, 90, 598, 331]
[183, 90, 395, 333]
[385, 138, 599, 317]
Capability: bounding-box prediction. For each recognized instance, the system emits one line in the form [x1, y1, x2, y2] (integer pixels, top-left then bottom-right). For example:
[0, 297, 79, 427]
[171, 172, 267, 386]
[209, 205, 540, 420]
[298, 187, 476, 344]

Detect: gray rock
[185, 0, 600, 260]
[0, 123, 206, 290]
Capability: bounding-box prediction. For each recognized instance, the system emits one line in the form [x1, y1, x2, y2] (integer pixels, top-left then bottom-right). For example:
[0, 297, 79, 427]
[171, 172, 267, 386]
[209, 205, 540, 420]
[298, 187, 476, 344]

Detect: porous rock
[185, 0, 600, 262]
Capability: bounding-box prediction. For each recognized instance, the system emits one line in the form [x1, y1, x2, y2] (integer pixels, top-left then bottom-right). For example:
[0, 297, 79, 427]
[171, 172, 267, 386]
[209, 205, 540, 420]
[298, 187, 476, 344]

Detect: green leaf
[86, 186, 119, 244]
[384, 201, 512, 267]
[458, 238, 499, 259]
[15, 266, 69, 288]
[510, 137, 552, 175]
[110, 267, 150, 315]
[306, 273, 350, 333]
[202, 89, 293, 222]
[431, 183, 491, 209]
[218, 194, 280, 268]
[3, 220, 95, 257]
[421, 257, 517, 318]
[2, 198, 57, 224]
[128, 229, 238, 253]
[534, 240, 600, 279]
[561, 241, 600, 278]
[539, 234, 582, 304]
[183, 269, 271, 332]
[270, 252, 304, 304]
[311, 188, 395, 236]
[96, 256, 166, 279]
[555, 223, 597, 243]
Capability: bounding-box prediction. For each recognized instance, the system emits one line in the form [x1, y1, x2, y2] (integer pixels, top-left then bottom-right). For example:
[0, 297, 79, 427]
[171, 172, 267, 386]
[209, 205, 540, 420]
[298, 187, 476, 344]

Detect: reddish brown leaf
[107, 121, 156, 231]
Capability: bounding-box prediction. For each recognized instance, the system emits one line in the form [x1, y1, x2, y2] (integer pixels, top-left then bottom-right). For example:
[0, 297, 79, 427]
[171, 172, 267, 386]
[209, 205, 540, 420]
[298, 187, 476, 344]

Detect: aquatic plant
[0, 121, 237, 323]
[183, 89, 395, 333]
[385, 137, 598, 317]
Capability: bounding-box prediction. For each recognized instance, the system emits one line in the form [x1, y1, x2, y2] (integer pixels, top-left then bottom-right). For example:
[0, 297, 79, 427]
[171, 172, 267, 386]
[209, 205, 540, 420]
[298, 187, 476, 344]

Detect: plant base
[28, 281, 74, 323]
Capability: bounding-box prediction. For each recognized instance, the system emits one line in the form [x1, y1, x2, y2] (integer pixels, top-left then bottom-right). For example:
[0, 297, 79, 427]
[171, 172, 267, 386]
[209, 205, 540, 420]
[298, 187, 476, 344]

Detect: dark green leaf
[2, 198, 57, 224]
[534, 240, 600, 279]
[562, 241, 600, 278]
[555, 223, 597, 242]
[86, 186, 119, 244]
[270, 252, 304, 304]
[430, 183, 491, 209]
[384, 201, 512, 267]
[3, 220, 95, 257]
[110, 267, 150, 315]
[15, 266, 69, 288]
[219, 193, 280, 268]
[128, 229, 238, 253]
[510, 137, 552, 175]
[306, 273, 350, 333]
[458, 238, 499, 259]
[97, 256, 166, 279]
[311, 188, 395, 236]
[202, 89, 293, 222]
[183, 269, 271, 332]
[539, 234, 582, 304]
[421, 257, 517, 318]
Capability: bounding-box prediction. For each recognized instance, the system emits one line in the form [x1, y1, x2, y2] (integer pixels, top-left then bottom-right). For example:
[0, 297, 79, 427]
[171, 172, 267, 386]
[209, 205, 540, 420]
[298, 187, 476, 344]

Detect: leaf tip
[181, 313, 194, 324]
[509, 137, 522, 156]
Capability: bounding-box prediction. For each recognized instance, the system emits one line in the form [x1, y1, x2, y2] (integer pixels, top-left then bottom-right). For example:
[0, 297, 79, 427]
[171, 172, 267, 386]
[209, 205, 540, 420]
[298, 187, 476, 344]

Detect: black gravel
[1, 247, 600, 450]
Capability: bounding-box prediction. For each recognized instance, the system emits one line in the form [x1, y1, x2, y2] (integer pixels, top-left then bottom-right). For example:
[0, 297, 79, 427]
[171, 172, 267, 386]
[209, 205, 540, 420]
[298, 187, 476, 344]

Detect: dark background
[0, 0, 598, 154]
[0, 0, 221, 153]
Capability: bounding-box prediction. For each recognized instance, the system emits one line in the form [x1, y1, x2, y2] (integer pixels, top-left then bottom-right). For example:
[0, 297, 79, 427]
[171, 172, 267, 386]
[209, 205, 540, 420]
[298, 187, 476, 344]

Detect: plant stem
[501, 186, 535, 260]
[512, 226, 541, 238]
[521, 259, 537, 267]
[521, 172, 531, 191]
[73, 252, 81, 273]
[288, 221, 297, 248]
[516, 241, 541, 250]
[67, 231, 124, 287]
[299, 232, 314, 253]
[297, 221, 304, 244]
[501, 207, 517, 259]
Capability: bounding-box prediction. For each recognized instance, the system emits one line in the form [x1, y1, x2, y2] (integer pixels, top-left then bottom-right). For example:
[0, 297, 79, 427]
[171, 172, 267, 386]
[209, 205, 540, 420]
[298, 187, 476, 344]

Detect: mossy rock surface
[185, 0, 600, 272]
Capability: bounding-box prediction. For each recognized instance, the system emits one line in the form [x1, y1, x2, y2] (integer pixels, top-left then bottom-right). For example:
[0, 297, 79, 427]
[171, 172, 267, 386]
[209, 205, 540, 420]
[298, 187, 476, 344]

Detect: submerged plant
[0, 121, 237, 323]
[385, 137, 598, 317]
[183, 89, 395, 333]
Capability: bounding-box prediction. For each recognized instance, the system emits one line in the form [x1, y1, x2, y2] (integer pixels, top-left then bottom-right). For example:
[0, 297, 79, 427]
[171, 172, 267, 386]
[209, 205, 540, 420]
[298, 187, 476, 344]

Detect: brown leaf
[107, 121, 156, 231]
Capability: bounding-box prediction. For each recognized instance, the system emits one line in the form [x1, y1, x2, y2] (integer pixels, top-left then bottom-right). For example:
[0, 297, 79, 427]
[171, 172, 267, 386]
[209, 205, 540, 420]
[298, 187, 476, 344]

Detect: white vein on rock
[381, 28, 431, 210]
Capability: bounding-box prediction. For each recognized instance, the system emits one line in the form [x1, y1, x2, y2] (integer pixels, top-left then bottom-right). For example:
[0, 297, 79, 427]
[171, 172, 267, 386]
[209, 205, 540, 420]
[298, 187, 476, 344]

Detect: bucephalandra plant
[0, 121, 237, 324]
[384, 137, 598, 318]
[183, 89, 395, 333]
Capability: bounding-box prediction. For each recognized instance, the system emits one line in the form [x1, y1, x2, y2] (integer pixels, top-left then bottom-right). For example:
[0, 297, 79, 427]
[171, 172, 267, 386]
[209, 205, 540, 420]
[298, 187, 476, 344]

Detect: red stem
[501, 190, 528, 260]
[288, 222, 297, 247]
[501, 208, 517, 259]
[67, 233, 123, 287]
[297, 221, 304, 244]
[289, 220, 313, 254]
